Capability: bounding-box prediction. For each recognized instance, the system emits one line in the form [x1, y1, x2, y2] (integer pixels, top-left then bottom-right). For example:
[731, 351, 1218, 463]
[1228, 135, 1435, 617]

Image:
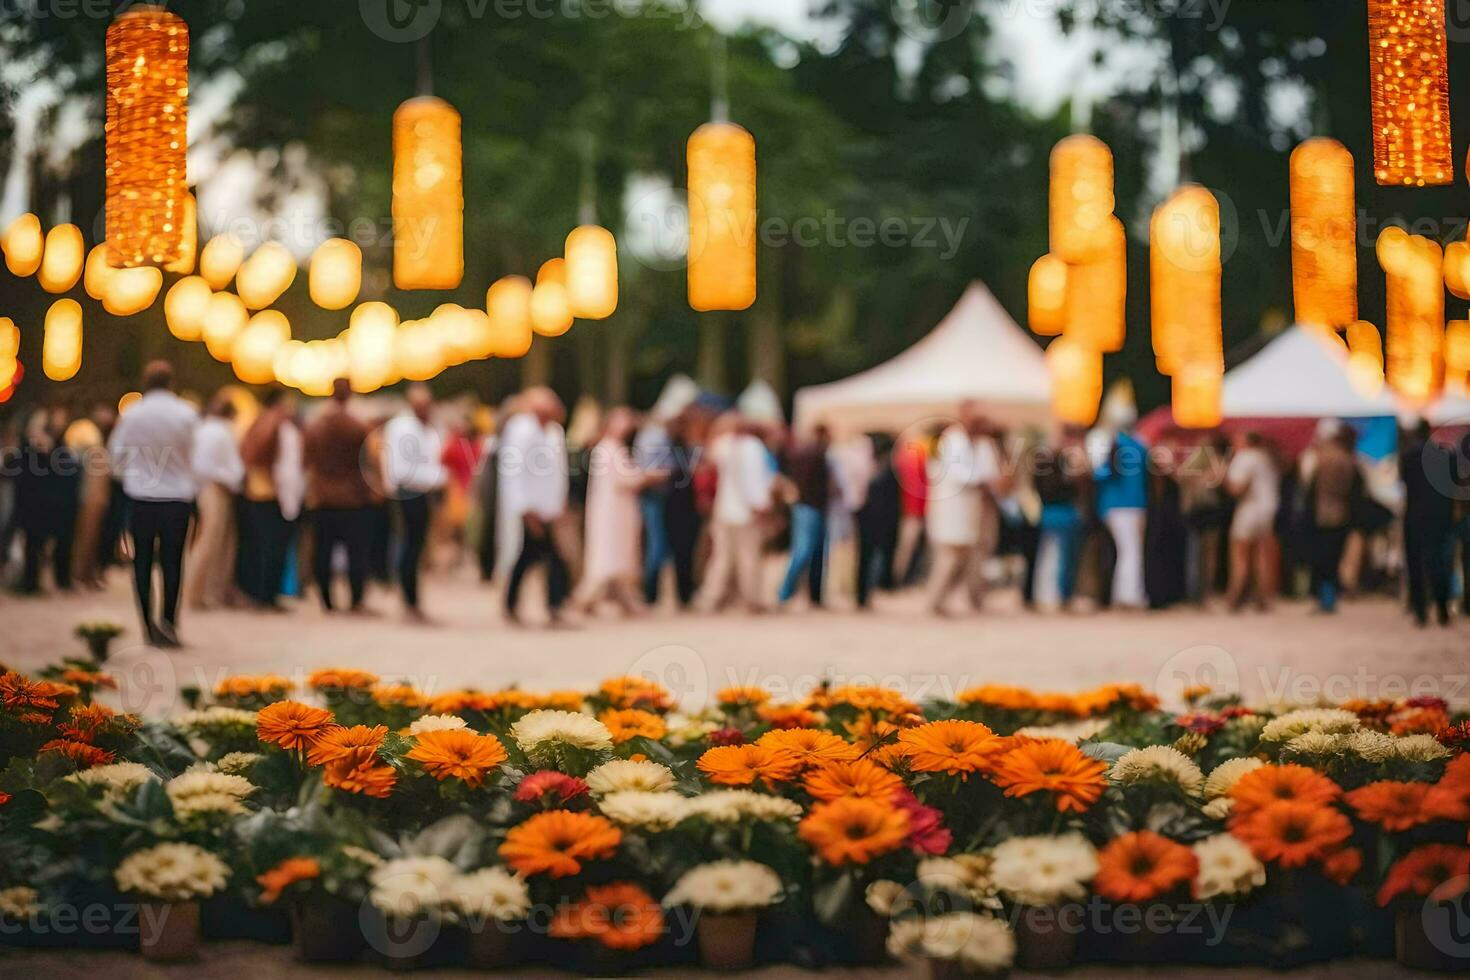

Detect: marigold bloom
[307, 724, 389, 768]
[58, 703, 117, 743]
[758, 703, 823, 729]
[0, 671, 61, 712]
[598, 676, 674, 712]
[371, 683, 424, 708]
[991, 738, 1107, 813]
[499, 810, 622, 878]
[897, 720, 1000, 778]
[323, 759, 397, 798]
[1344, 780, 1432, 831]
[1231, 801, 1353, 868]
[215, 674, 293, 699]
[61, 669, 117, 689]
[256, 700, 336, 750]
[515, 770, 590, 806]
[1228, 764, 1341, 818]
[957, 684, 1039, 711]
[803, 758, 905, 802]
[549, 882, 664, 950]
[816, 684, 921, 717]
[598, 708, 667, 745]
[257, 857, 321, 904]
[1094, 831, 1198, 903]
[307, 668, 379, 690]
[697, 744, 800, 788]
[798, 797, 910, 866]
[716, 685, 770, 707]
[39, 738, 114, 768]
[405, 729, 508, 787]
[757, 728, 861, 768]
[1376, 844, 1470, 907]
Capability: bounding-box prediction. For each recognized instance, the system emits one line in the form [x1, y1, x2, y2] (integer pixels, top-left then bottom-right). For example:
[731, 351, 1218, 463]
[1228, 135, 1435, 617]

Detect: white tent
[1424, 381, 1470, 426]
[792, 282, 1051, 434]
[1219, 325, 1400, 418]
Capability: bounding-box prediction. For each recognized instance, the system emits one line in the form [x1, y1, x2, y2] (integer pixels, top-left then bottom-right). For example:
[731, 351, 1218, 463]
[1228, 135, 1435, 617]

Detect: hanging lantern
[1171, 366, 1223, 429]
[309, 237, 362, 310]
[38, 224, 84, 293]
[236, 242, 296, 310]
[1348, 320, 1384, 363]
[164, 275, 212, 341]
[1289, 138, 1357, 329]
[1064, 214, 1127, 352]
[42, 299, 83, 381]
[199, 234, 244, 289]
[1445, 320, 1470, 373]
[202, 291, 248, 361]
[232, 310, 290, 385]
[0, 317, 17, 358]
[105, 6, 188, 266]
[486, 275, 534, 351]
[83, 245, 113, 299]
[118, 390, 142, 414]
[0, 357, 16, 391]
[1050, 135, 1115, 264]
[1445, 240, 1470, 300]
[1150, 186, 1222, 377]
[392, 95, 463, 290]
[164, 191, 197, 274]
[1381, 229, 1444, 406]
[1046, 337, 1102, 426]
[430, 304, 473, 367]
[101, 265, 163, 316]
[346, 302, 397, 392]
[565, 225, 618, 320]
[687, 120, 757, 311]
[1367, 0, 1452, 186]
[2, 213, 43, 277]
[1028, 254, 1067, 336]
[531, 279, 574, 337]
[537, 257, 567, 285]
[394, 319, 444, 381]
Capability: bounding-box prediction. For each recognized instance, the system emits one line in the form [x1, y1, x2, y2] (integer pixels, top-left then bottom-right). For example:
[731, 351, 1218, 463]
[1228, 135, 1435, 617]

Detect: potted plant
[444, 866, 531, 969]
[989, 832, 1098, 970]
[664, 860, 783, 970]
[887, 912, 1016, 979]
[74, 621, 123, 662]
[113, 841, 230, 961]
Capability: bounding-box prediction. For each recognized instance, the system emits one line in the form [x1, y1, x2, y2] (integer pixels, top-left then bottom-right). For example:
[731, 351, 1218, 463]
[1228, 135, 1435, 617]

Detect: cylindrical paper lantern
[202, 291, 248, 361]
[1150, 186, 1222, 377]
[1347, 320, 1385, 364]
[393, 319, 444, 381]
[102, 265, 163, 316]
[392, 96, 463, 290]
[0, 317, 18, 358]
[2, 213, 43, 277]
[1064, 214, 1127, 352]
[1445, 320, 1470, 373]
[430, 304, 475, 367]
[1171, 367, 1223, 429]
[537, 257, 567, 285]
[1445, 240, 1470, 300]
[38, 224, 84, 293]
[1367, 0, 1452, 186]
[1046, 336, 1102, 426]
[346, 302, 397, 393]
[1289, 138, 1357, 328]
[531, 279, 574, 337]
[164, 191, 197, 274]
[0, 357, 18, 391]
[565, 225, 618, 320]
[237, 242, 296, 310]
[1028, 254, 1067, 336]
[309, 237, 362, 310]
[688, 120, 757, 311]
[487, 275, 535, 353]
[232, 310, 291, 385]
[164, 275, 212, 341]
[199, 234, 245, 289]
[1050, 135, 1115, 263]
[43, 299, 83, 381]
[105, 6, 189, 266]
[1381, 230, 1444, 406]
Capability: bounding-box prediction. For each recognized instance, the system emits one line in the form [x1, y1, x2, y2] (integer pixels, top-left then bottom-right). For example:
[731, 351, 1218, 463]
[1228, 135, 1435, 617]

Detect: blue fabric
[640, 493, 670, 601]
[1318, 581, 1338, 613]
[1348, 417, 1398, 461]
[779, 503, 826, 603]
[1094, 432, 1148, 514]
[1039, 503, 1082, 602]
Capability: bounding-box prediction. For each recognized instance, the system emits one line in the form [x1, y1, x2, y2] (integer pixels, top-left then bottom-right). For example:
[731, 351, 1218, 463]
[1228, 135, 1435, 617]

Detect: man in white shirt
[381, 383, 446, 621]
[106, 361, 199, 647]
[926, 401, 1000, 615]
[185, 393, 245, 611]
[698, 415, 774, 612]
[499, 386, 571, 625]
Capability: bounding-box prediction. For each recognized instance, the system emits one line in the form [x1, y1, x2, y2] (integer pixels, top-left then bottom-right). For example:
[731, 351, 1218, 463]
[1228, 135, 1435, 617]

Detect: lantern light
[531, 279, 574, 337]
[537, 257, 567, 285]
[2, 213, 43, 277]
[272, 340, 303, 389]
[1027, 255, 1067, 337]
[431, 304, 475, 367]
[1150, 186, 1223, 377]
[565, 225, 618, 320]
[309, 237, 362, 310]
[1367, 0, 1452, 186]
[101, 265, 163, 316]
[38, 224, 84, 293]
[164, 275, 212, 341]
[1171, 367, 1223, 429]
[199, 234, 245, 289]
[202, 291, 249, 361]
[0, 318, 17, 358]
[394, 319, 445, 381]
[105, 6, 188, 266]
[487, 275, 534, 353]
[118, 390, 142, 414]
[232, 310, 291, 385]
[1049, 135, 1116, 263]
[392, 96, 464, 290]
[1064, 214, 1127, 353]
[1445, 241, 1470, 300]
[346, 302, 398, 393]
[1289, 138, 1357, 329]
[164, 191, 197, 274]
[687, 120, 757, 311]
[236, 242, 297, 310]
[0, 357, 18, 390]
[1346, 351, 1386, 397]
[1046, 337, 1102, 426]
[42, 298, 83, 381]
[1445, 320, 1470, 373]
[1347, 320, 1385, 364]
[1380, 230, 1444, 406]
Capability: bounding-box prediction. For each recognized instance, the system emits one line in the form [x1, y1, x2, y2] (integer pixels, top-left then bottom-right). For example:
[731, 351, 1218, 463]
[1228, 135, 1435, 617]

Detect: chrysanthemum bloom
[817, 684, 921, 717]
[598, 708, 667, 745]
[307, 668, 379, 690]
[1230, 801, 1352, 867]
[58, 702, 118, 743]
[256, 701, 336, 750]
[550, 882, 664, 950]
[716, 685, 770, 708]
[371, 683, 424, 708]
[1322, 846, 1362, 885]
[1343, 780, 1432, 831]
[307, 724, 389, 768]
[1390, 706, 1451, 736]
[1376, 844, 1470, 907]
[515, 771, 590, 806]
[957, 684, 1040, 711]
[991, 739, 1107, 813]
[803, 758, 904, 802]
[1094, 831, 1199, 903]
[405, 729, 508, 787]
[256, 857, 321, 904]
[499, 811, 622, 878]
[38, 739, 114, 768]
[215, 675, 294, 699]
[758, 728, 861, 768]
[798, 797, 910, 866]
[323, 759, 397, 798]
[598, 676, 674, 712]
[697, 744, 801, 788]
[1435, 721, 1470, 752]
[1227, 764, 1341, 820]
[897, 720, 1000, 779]
[0, 671, 62, 712]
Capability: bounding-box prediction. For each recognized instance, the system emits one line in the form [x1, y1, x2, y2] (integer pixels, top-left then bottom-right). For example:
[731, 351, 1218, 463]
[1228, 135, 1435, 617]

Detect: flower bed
[1, 660, 1468, 974]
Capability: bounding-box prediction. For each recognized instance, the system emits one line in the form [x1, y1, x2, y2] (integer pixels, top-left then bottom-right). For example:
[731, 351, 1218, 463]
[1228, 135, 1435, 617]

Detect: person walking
[1223, 430, 1280, 611]
[14, 408, 80, 595]
[500, 387, 572, 626]
[382, 383, 447, 621]
[577, 407, 660, 615]
[1399, 420, 1455, 627]
[926, 402, 998, 615]
[185, 393, 244, 610]
[893, 432, 930, 585]
[854, 435, 900, 609]
[778, 424, 833, 608]
[1032, 427, 1090, 610]
[238, 387, 303, 610]
[1092, 418, 1149, 610]
[634, 412, 677, 605]
[1307, 424, 1357, 613]
[698, 415, 774, 612]
[106, 362, 198, 647]
[662, 409, 704, 609]
[304, 379, 377, 614]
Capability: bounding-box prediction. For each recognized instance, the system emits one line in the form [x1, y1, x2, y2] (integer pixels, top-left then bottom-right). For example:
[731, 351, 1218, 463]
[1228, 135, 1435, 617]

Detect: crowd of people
[2, 359, 1468, 646]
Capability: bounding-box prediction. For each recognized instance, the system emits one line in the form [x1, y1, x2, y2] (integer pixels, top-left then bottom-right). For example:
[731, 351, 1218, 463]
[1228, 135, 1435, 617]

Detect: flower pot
[375, 914, 444, 971]
[696, 911, 758, 970]
[465, 921, 517, 969]
[291, 895, 365, 963]
[138, 901, 200, 962]
[840, 905, 891, 965]
[1397, 907, 1470, 972]
[1013, 903, 1078, 971]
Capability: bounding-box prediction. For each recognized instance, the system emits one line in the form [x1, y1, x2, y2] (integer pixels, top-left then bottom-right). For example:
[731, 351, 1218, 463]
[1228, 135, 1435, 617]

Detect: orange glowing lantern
[309, 237, 362, 310]
[1367, 0, 1452, 186]
[1050, 135, 1115, 264]
[0, 317, 17, 359]
[393, 319, 444, 382]
[531, 279, 574, 337]
[392, 96, 463, 290]
[565, 225, 618, 320]
[1171, 366, 1223, 429]
[105, 6, 189, 266]
[101, 265, 163, 316]
[1289, 138, 1357, 328]
[199, 234, 244, 289]
[1065, 215, 1127, 353]
[1444, 319, 1470, 376]
[537, 257, 567, 285]
[486, 275, 534, 353]
[1150, 186, 1223, 378]
[688, 121, 757, 311]
[164, 275, 212, 341]
[232, 310, 291, 384]
[38, 224, 84, 294]
[236, 242, 296, 310]
[1046, 336, 1102, 426]
[2, 213, 43, 277]
[165, 191, 197, 274]
[1445, 240, 1470, 300]
[43, 299, 83, 381]
[202, 291, 249, 361]
[1028, 254, 1068, 337]
[1380, 229, 1444, 406]
[346, 301, 398, 392]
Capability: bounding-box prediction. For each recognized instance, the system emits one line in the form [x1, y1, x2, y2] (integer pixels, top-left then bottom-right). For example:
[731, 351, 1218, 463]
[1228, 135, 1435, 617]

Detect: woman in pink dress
[577, 408, 659, 615]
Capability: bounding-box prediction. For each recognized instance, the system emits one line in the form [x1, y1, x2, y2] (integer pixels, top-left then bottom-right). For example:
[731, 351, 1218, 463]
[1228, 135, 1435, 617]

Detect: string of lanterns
[1151, 185, 1224, 429]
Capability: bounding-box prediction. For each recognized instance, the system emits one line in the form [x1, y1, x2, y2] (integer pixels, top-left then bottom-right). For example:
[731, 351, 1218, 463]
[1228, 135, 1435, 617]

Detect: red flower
[0, 791, 11, 806]
[1177, 713, 1226, 735]
[515, 771, 589, 807]
[1377, 845, 1470, 907]
[891, 788, 951, 856]
[1406, 696, 1449, 712]
[709, 727, 745, 747]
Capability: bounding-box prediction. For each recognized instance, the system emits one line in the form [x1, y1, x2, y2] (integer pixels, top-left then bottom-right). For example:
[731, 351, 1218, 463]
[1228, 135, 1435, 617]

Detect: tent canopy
[793, 282, 1051, 435]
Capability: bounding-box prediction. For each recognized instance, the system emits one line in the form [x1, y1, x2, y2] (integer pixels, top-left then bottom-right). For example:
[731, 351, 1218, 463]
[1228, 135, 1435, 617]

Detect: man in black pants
[500, 387, 571, 626]
[305, 379, 375, 613]
[381, 384, 446, 622]
[1399, 421, 1455, 627]
[106, 362, 199, 647]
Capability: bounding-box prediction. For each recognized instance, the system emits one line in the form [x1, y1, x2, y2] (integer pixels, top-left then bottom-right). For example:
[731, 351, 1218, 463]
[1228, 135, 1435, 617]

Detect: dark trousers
[854, 520, 896, 609]
[1310, 524, 1349, 611]
[241, 499, 292, 605]
[397, 494, 431, 609]
[20, 512, 75, 593]
[1404, 523, 1453, 624]
[506, 518, 570, 614]
[666, 511, 701, 607]
[314, 507, 371, 611]
[129, 499, 192, 631]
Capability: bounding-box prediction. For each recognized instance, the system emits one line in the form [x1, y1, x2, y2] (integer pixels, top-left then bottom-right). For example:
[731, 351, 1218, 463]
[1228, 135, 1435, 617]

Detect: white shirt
[497, 412, 569, 521]
[274, 421, 305, 521]
[381, 412, 447, 495]
[926, 426, 999, 546]
[107, 390, 199, 502]
[711, 433, 774, 526]
[1228, 447, 1280, 517]
[191, 417, 244, 493]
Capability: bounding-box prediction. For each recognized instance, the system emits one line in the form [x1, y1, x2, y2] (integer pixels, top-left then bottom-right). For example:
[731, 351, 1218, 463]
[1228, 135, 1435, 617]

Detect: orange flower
[1390, 707, 1450, 736]
[1426, 757, 1470, 821]
[550, 882, 664, 951]
[323, 759, 397, 798]
[427, 690, 504, 713]
[799, 797, 910, 866]
[957, 684, 1039, 711]
[697, 744, 801, 788]
[1231, 801, 1353, 868]
[405, 729, 508, 787]
[537, 690, 588, 712]
[716, 685, 770, 707]
[598, 708, 667, 745]
[500, 811, 622, 878]
[758, 703, 823, 729]
[61, 669, 116, 689]
[58, 703, 117, 743]
[1228, 764, 1341, 819]
[307, 724, 389, 768]
[371, 683, 424, 708]
[814, 684, 920, 717]
[991, 738, 1107, 813]
[215, 674, 293, 699]
[598, 676, 674, 712]
[38, 739, 114, 768]
[257, 857, 321, 904]
[1094, 831, 1198, 903]
[897, 720, 1000, 779]
[803, 758, 905, 802]
[307, 668, 379, 690]
[0, 671, 61, 713]
[1344, 780, 1432, 831]
[1377, 844, 1470, 907]
[757, 728, 861, 768]
[1323, 847, 1363, 885]
[256, 701, 336, 750]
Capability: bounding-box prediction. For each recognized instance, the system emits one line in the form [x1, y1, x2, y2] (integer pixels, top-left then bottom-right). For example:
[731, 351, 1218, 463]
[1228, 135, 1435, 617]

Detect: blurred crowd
[2, 360, 1468, 646]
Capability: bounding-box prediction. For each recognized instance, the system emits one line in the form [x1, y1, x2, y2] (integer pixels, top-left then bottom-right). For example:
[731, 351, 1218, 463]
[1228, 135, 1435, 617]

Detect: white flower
[686, 790, 803, 824]
[508, 710, 613, 763]
[1192, 834, 1266, 900]
[216, 752, 264, 775]
[166, 770, 255, 817]
[866, 880, 905, 917]
[585, 759, 676, 796]
[1015, 718, 1109, 743]
[665, 712, 721, 748]
[0, 886, 39, 920]
[1203, 758, 1264, 799]
[1393, 734, 1453, 762]
[1109, 746, 1204, 796]
[1260, 709, 1360, 742]
[173, 706, 257, 733]
[341, 845, 384, 868]
[664, 861, 783, 913]
[1284, 731, 1347, 758]
[598, 791, 689, 830]
[114, 843, 229, 901]
[369, 856, 458, 919]
[65, 761, 156, 797]
[990, 834, 1097, 907]
[409, 714, 468, 735]
[1202, 797, 1234, 821]
[446, 868, 530, 923]
[1345, 730, 1396, 762]
[889, 913, 1015, 973]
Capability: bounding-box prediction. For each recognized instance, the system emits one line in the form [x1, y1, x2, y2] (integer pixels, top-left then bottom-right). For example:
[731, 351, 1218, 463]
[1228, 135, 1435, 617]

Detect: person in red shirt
[893, 431, 931, 584]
